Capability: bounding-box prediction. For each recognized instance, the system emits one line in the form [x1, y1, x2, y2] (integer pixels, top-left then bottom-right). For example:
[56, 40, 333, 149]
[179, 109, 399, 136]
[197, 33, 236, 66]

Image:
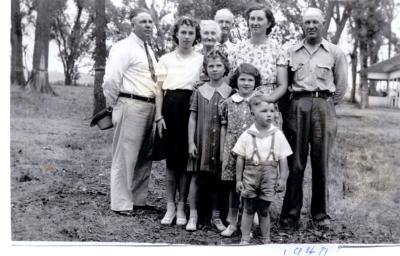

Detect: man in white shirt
[102, 8, 158, 214]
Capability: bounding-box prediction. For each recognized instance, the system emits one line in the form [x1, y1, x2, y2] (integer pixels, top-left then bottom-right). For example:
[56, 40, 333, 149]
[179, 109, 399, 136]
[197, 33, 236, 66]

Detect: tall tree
[351, 0, 389, 108]
[348, 17, 358, 103]
[11, 0, 26, 86]
[93, 0, 106, 114]
[28, 0, 65, 94]
[52, 0, 95, 85]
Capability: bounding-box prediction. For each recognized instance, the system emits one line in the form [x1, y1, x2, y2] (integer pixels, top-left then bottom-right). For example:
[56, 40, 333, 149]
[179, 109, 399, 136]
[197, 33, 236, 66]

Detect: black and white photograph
[6, 0, 400, 253]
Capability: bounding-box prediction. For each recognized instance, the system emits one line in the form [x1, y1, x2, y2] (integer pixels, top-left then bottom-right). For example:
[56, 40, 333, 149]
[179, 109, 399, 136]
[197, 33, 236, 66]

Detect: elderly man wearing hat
[102, 8, 158, 215]
[280, 8, 348, 228]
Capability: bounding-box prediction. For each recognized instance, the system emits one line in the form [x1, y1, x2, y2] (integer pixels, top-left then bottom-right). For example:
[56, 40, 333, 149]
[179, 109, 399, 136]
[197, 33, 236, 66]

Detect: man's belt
[119, 92, 155, 103]
[292, 90, 332, 99]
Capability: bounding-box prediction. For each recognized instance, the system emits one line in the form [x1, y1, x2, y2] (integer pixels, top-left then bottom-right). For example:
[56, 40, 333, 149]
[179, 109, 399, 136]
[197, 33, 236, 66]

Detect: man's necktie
[144, 42, 157, 82]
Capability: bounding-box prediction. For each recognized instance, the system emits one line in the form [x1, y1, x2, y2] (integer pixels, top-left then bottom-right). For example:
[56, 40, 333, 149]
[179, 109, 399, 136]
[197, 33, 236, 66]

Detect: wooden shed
[366, 54, 400, 108]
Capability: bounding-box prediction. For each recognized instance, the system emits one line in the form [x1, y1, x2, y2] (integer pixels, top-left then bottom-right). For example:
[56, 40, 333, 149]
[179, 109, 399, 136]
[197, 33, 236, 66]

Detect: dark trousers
[281, 96, 337, 221]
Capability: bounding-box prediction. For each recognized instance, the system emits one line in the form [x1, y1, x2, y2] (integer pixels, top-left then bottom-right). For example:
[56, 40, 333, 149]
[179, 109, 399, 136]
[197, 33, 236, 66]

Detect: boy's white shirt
[232, 123, 293, 162]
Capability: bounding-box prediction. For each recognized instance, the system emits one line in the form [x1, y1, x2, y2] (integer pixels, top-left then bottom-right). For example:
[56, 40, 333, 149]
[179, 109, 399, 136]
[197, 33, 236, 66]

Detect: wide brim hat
[90, 106, 113, 130]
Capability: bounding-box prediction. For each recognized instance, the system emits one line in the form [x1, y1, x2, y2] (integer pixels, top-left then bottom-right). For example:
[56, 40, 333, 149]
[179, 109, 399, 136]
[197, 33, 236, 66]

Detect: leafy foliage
[51, 0, 95, 85]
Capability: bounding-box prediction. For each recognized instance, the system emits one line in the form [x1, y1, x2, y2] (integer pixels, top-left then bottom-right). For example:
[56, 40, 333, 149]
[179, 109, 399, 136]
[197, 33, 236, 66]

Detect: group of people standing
[102, 3, 348, 245]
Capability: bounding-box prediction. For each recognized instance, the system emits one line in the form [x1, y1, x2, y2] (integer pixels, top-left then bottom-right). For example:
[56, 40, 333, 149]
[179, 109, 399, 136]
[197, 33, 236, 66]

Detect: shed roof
[367, 54, 400, 80]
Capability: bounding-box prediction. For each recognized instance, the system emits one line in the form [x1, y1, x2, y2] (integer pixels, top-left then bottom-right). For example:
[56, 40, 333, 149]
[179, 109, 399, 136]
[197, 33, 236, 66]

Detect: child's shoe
[212, 218, 227, 232]
[161, 202, 176, 225]
[176, 202, 187, 225]
[239, 239, 250, 245]
[221, 224, 237, 237]
[261, 237, 271, 244]
[176, 211, 187, 226]
[186, 217, 197, 231]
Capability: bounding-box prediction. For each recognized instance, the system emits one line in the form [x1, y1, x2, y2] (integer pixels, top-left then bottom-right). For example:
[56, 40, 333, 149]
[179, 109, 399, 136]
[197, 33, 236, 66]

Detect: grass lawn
[10, 84, 400, 244]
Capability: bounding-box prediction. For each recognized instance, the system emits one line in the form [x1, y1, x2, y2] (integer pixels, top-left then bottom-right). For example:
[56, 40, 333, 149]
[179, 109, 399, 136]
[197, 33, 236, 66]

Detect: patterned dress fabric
[228, 38, 289, 127]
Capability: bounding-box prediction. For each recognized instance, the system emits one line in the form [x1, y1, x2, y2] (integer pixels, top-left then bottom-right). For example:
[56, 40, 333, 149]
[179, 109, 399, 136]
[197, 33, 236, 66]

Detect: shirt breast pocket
[315, 64, 331, 81]
[292, 63, 308, 81]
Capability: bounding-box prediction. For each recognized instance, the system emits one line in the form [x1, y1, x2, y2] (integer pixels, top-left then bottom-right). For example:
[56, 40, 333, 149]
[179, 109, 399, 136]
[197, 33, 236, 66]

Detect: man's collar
[294, 38, 330, 52]
[129, 32, 146, 47]
[231, 92, 254, 103]
[198, 82, 232, 101]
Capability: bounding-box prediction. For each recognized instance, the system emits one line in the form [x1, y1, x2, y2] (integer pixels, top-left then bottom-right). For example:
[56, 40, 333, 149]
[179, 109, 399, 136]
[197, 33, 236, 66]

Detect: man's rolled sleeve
[332, 49, 348, 104]
[102, 45, 129, 106]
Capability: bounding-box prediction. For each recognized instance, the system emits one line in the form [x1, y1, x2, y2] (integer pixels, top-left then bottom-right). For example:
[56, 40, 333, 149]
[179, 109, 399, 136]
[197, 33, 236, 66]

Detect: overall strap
[250, 134, 262, 163]
[265, 132, 280, 177]
[265, 132, 276, 162]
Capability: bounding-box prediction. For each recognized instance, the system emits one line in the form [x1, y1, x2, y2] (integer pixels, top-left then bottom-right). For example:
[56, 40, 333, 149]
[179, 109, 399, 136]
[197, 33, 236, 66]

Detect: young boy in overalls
[232, 95, 292, 244]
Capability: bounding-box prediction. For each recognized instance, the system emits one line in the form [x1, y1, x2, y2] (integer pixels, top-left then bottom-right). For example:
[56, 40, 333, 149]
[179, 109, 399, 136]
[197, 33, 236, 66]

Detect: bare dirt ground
[10, 85, 400, 244]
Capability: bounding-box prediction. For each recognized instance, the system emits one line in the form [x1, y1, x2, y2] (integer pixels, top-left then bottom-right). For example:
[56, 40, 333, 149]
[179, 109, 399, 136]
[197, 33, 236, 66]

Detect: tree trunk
[368, 38, 381, 96]
[350, 38, 358, 103]
[93, 0, 106, 115]
[65, 72, 72, 85]
[331, 6, 352, 45]
[359, 38, 369, 109]
[28, 0, 55, 94]
[11, 0, 26, 86]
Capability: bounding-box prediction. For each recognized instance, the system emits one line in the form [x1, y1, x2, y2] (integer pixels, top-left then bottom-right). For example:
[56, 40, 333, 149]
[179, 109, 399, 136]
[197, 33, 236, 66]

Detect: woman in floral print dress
[228, 3, 288, 127]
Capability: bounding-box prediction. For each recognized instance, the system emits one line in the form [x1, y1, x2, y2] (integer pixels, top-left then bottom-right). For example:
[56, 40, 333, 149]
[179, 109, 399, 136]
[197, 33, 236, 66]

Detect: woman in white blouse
[155, 16, 203, 226]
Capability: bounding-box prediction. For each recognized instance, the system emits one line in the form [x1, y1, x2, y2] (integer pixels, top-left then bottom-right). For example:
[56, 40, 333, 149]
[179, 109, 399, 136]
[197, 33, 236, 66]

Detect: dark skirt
[162, 89, 193, 171]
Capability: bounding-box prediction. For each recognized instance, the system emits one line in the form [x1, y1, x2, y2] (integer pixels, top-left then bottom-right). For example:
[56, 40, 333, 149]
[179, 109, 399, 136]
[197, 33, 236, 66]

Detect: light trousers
[110, 98, 155, 211]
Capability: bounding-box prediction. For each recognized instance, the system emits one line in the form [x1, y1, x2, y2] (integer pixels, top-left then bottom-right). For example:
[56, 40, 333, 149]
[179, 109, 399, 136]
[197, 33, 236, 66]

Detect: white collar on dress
[198, 82, 232, 100]
[231, 92, 254, 103]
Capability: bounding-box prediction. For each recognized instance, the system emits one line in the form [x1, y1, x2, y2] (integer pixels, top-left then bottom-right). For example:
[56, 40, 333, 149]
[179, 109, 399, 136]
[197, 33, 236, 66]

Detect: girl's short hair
[202, 49, 230, 77]
[172, 16, 201, 46]
[244, 3, 276, 36]
[229, 63, 262, 90]
[200, 20, 222, 43]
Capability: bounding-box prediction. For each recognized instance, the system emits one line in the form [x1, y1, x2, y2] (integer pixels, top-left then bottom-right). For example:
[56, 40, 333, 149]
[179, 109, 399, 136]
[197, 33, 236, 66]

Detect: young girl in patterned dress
[219, 63, 261, 236]
[186, 49, 232, 231]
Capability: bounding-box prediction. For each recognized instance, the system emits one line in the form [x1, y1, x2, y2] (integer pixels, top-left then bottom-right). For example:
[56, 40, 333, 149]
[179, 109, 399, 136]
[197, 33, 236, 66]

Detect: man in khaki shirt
[280, 8, 348, 228]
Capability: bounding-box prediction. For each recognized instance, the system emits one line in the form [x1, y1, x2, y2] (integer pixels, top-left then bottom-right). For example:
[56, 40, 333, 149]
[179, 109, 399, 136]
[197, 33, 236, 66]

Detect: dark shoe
[133, 204, 156, 211]
[113, 210, 133, 216]
[279, 217, 299, 230]
[314, 218, 331, 228]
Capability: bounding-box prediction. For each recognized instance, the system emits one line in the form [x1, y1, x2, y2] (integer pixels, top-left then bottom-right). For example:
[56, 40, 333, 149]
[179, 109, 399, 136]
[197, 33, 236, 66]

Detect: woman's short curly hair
[172, 16, 201, 46]
[229, 63, 262, 90]
[202, 49, 230, 77]
[244, 3, 276, 36]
